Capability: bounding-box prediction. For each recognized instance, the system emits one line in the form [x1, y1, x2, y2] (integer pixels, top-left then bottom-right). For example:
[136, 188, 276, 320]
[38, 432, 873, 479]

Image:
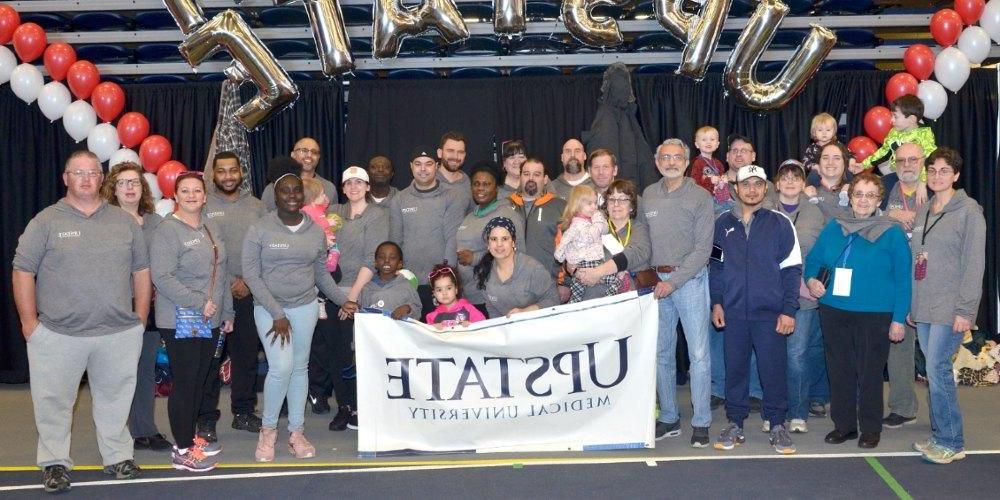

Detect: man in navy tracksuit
[709, 165, 802, 454]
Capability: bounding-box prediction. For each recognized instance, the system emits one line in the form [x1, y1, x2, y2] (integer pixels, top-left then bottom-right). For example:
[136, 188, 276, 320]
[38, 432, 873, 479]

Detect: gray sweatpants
[27, 322, 143, 469]
[887, 323, 918, 418]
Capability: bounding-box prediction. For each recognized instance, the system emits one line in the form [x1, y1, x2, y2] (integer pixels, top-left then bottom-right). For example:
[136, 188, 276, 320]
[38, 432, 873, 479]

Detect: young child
[689, 125, 733, 215]
[300, 178, 341, 272]
[425, 262, 486, 329]
[802, 112, 838, 174]
[861, 94, 936, 201]
[554, 184, 621, 303]
[359, 241, 422, 320]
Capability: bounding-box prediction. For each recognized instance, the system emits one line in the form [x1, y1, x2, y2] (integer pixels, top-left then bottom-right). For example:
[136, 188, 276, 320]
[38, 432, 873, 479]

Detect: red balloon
[140, 135, 173, 174]
[117, 112, 150, 149]
[847, 136, 878, 163]
[955, 0, 986, 25]
[864, 106, 894, 144]
[66, 60, 100, 99]
[43, 43, 77, 82]
[0, 5, 20, 45]
[930, 9, 963, 47]
[885, 72, 919, 104]
[157, 161, 188, 199]
[903, 44, 935, 81]
[12, 22, 46, 63]
[91, 82, 126, 123]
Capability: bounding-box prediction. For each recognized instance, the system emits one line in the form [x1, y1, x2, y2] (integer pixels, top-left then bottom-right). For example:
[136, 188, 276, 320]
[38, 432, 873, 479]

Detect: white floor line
[645, 460, 658, 467]
[3, 450, 999, 492]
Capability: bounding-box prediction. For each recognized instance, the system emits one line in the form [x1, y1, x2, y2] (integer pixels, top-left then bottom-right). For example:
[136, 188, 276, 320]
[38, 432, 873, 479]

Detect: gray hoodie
[388, 182, 465, 285]
[639, 177, 714, 289]
[771, 195, 825, 310]
[261, 174, 336, 212]
[549, 173, 595, 201]
[482, 254, 560, 318]
[436, 170, 476, 215]
[371, 186, 398, 206]
[150, 215, 234, 328]
[242, 213, 347, 319]
[910, 189, 986, 325]
[360, 275, 422, 319]
[328, 202, 389, 285]
[455, 201, 525, 304]
[204, 188, 265, 279]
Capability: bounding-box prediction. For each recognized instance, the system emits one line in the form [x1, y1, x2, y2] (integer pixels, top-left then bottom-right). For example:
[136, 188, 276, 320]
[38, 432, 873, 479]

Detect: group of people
[13, 106, 985, 492]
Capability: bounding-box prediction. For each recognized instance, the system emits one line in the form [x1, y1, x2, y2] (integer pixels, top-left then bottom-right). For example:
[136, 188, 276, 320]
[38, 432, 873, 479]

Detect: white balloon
[37, 82, 72, 122]
[982, 0, 1000, 43]
[110, 147, 141, 167]
[917, 80, 948, 120]
[87, 123, 121, 163]
[933, 47, 971, 93]
[144, 172, 162, 200]
[10, 63, 43, 104]
[155, 198, 176, 217]
[0, 46, 16, 85]
[63, 100, 97, 143]
[958, 26, 991, 65]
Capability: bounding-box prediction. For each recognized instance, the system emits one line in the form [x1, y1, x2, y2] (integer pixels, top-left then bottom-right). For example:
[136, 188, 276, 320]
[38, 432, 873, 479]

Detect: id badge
[914, 252, 928, 281]
[602, 234, 625, 255]
[832, 268, 852, 297]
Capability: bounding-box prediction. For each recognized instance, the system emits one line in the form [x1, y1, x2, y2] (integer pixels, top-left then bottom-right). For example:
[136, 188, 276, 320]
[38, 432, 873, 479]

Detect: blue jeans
[711, 325, 762, 400]
[786, 308, 827, 420]
[255, 303, 319, 432]
[917, 322, 965, 451]
[656, 269, 711, 428]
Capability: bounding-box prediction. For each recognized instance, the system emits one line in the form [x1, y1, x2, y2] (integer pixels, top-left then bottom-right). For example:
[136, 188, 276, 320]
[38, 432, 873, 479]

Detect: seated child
[359, 241, 422, 320]
[425, 263, 486, 329]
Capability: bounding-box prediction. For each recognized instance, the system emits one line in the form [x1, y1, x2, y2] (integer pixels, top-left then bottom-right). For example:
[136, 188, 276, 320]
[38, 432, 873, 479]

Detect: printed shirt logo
[205, 211, 225, 218]
[486, 295, 498, 302]
[401, 207, 418, 214]
[644, 210, 658, 218]
[183, 238, 202, 247]
[268, 242, 290, 249]
[57, 231, 81, 238]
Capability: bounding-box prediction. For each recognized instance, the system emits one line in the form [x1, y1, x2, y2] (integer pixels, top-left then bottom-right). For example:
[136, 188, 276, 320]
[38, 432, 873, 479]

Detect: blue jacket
[710, 208, 802, 322]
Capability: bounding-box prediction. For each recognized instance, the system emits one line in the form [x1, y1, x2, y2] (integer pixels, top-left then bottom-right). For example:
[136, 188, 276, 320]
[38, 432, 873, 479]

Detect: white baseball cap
[736, 164, 767, 183]
[342, 166, 369, 184]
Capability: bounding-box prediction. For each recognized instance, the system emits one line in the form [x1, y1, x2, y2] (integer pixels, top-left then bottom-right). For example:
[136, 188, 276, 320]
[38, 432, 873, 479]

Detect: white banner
[356, 291, 658, 456]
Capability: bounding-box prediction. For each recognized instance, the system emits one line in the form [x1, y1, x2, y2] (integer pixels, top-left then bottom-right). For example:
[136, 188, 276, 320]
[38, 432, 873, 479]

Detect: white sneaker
[788, 419, 808, 433]
[762, 419, 771, 433]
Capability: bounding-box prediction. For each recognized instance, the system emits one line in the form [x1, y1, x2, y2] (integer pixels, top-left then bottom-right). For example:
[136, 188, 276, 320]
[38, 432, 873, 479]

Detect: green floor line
[865, 456, 913, 500]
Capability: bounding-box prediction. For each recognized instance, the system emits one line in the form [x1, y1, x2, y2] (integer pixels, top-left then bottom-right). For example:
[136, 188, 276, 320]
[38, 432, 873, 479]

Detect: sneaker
[309, 394, 331, 415]
[192, 436, 222, 457]
[922, 443, 966, 464]
[102, 459, 142, 479]
[346, 409, 359, 430]
[809, 402, 827, 418]
[691, 426, 710, 448]
[882, 413, 916, 429]
[134, 433, 173, 451]
[196, 420, 217, 443]
[714, 422, 745, 450]
[749, 397, 762, 413]
[710, 395, 726, 411]
[288, 431, 316, 458]
[232, 413, 263, 433]
[913, 438, 937, 454]
[788, 419, 808, 433]
[770, 424, 796, 454]
[761, 420, 771, 433]
[655, 420, 681, 441]
[42, 465, 71, 493]
[329, 405, 352, 432]
[172, 447, 217, 472]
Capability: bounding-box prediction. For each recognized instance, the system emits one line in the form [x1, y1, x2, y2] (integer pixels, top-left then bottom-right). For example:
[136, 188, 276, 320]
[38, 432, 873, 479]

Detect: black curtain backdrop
[0, 81, 344, 383]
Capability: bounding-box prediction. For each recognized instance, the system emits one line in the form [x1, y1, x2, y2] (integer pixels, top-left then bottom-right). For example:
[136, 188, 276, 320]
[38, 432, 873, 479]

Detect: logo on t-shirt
[268, 242, 290, 249]
[183, 238, 201, 247]
[644, 210, 658, 219]
[57, 231, 81, 238]
[205, 211, 225, 219]
[401, 207, 418, 214]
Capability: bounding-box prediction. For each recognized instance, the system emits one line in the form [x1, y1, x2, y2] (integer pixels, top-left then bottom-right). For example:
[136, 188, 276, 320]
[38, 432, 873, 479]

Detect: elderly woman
[805, 172, 911, 449]
[102, 162, 171, 452]
[910, 148, 985, 464]
[151, 172, 233, 472]
[473, 216, 559, 318]
[805, 142, 852, 220]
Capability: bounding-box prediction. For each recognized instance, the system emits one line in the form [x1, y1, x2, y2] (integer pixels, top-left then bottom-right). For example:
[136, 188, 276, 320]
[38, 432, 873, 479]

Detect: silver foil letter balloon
[724, 0, 836, 110]
[275, 0, 354, 77]
[372, 0, 469, 59]
[163, 0, 206, 34]
[494, 0, 527, 35]
[654, 0, 732, 80]
[562, 0, 630, 48]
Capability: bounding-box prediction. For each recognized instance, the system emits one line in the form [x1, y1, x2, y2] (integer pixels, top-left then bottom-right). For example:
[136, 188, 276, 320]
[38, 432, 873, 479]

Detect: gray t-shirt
[204, 189, 265, 279]
[639, 177, 714, 289]
[328, 202, 389, 285]
[13, 200, 149, 336]
[360, 275, 422, 319]
[455, 201, 525, 304]
[388, 182, 466, 285]
[437, 170, 475, 215]
[260, 174, 336, 212]
[482, 254, 559, 318]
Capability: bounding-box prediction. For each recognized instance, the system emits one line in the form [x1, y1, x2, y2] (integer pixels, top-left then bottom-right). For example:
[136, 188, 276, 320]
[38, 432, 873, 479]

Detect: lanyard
[608, 218, 631, 247]
[839, 234, 857, 268]
[921, 210, 947, 245]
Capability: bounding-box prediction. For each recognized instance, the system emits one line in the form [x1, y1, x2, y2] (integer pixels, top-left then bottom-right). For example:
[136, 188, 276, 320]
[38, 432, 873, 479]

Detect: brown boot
[254, 427, 277, 462]
[288, 430, 316, 459]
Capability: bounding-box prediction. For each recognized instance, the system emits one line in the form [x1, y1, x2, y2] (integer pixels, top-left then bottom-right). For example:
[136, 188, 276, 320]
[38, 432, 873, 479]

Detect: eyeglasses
[730, 148, 753, 155]
[656, 154, 685, 161]
[293, 147, 320, 156]
[115, 179, 142, 188]
[851, 192, 880, 200]
[68, 170, 102, 179]
[926, 167, 955, 177]
[606, 197, 631, 205]
[898, 156, 924, 165]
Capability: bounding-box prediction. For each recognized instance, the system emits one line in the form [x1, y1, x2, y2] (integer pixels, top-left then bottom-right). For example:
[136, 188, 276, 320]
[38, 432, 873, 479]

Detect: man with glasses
[261, 137, 337, 211]
[640, 139, 715, 447]
[13, 150, 151, 492]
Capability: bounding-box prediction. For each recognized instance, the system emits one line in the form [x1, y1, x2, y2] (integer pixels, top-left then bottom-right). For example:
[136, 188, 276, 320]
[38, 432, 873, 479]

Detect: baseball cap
[736, 164, 767, 183]
[341, 165, 369, 184]
[410, 145, 436, 163]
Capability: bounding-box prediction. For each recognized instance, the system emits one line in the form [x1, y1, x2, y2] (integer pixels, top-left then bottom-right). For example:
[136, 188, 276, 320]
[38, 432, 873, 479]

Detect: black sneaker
[710, 396, 726, 410]
[232, 412, 263, 432]
[102, 460, 142, 480]
[809, 402, 828, 418]
[196, 421, 218, 443]
[310, 395, 331, 415]
[346, 409, 359, 430]
[329, 405, 352, 432]
[882, 413, 916, 429]
[749, 397, 762, 413]
[655, 420, 681, 441]
[42, 465, 70, 493]
[691, 426, 710, 448]
[134, 434, 173, 451]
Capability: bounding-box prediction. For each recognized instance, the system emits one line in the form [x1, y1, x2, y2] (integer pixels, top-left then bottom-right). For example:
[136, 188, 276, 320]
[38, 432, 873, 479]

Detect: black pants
[199, 295, 259, 423]
[308, 300, 356, 408]
[819, 305, 892, 435]
[161, 328, 219, 450]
